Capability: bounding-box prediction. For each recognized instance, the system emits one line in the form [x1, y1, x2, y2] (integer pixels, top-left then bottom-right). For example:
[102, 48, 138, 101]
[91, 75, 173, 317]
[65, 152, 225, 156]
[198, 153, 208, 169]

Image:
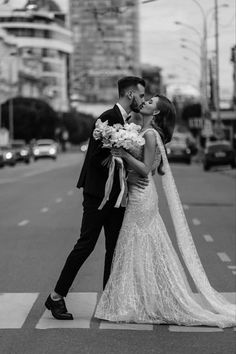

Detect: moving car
[203, 140, 236, 171]
[0, 145, 16, 166]
[33, 139, 58, 160]
[166, 140, 191, 164]
[11, 140, 31, 164]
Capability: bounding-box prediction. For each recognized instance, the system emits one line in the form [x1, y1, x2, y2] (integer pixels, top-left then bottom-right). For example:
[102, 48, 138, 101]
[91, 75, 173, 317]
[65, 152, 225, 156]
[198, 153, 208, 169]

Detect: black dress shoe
[45, 295, 73, 320]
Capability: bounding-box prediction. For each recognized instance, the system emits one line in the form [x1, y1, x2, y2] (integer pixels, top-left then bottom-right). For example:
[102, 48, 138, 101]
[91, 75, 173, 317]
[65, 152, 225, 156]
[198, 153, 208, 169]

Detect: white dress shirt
[116, 103, 129, 123]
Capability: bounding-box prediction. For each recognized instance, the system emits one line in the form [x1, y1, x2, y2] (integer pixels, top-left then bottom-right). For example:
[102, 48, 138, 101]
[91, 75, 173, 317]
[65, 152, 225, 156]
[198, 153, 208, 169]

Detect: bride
[95, 94, 236, 328]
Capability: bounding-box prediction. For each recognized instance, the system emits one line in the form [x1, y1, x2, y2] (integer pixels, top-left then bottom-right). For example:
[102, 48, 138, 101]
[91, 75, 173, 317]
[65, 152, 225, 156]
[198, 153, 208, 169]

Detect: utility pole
[214, 0, 222, 136]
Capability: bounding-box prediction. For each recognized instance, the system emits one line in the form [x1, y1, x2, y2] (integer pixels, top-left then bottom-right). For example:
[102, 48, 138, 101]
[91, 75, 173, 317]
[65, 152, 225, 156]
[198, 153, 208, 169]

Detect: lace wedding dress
[95, 129, 236, 328]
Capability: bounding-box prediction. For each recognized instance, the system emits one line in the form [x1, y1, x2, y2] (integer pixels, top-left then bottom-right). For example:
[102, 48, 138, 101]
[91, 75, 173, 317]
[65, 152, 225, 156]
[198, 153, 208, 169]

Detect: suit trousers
[54, 193, 125, 297]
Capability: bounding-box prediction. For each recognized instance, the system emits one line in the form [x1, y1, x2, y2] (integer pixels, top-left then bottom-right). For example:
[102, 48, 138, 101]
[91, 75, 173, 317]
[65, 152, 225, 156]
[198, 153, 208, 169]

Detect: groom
[45, 76, 146, 320]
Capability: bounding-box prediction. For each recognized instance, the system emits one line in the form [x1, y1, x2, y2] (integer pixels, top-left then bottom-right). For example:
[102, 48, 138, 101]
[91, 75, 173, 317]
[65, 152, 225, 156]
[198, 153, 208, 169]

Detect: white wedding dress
[95, 129, 236, 328]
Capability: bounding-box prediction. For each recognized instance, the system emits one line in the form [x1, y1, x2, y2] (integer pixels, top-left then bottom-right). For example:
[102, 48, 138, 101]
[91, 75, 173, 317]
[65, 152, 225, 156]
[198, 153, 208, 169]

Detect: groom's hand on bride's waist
[127, 173, 148, 189]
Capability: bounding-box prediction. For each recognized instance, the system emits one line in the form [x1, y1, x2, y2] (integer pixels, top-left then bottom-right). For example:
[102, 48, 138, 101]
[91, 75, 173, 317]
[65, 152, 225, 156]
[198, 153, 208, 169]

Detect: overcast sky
[8, 0, 235, 101]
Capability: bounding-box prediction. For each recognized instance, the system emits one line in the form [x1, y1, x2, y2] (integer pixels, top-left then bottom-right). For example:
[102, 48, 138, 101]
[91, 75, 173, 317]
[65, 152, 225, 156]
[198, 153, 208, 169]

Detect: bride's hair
[151, 94, 176, 175]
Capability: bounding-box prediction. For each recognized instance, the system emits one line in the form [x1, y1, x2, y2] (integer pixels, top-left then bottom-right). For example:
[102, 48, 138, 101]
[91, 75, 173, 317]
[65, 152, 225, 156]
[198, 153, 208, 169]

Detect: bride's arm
[113, 131, 156, 177]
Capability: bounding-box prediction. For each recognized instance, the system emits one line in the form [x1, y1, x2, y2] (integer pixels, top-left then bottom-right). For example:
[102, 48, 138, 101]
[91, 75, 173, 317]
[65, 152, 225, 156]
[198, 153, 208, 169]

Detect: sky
[7, 0, 236, 102]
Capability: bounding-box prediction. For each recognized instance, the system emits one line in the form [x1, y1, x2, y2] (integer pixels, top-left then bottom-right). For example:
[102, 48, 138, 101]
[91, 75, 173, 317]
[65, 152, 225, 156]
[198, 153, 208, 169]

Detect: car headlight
[166, 148, 171, 154]
[20, 150, 28, 156]
[34, 149, 39, 155]
[6, 152, 13, 159]
[49, 148, 56, 155]
[186, 148, 191, 154]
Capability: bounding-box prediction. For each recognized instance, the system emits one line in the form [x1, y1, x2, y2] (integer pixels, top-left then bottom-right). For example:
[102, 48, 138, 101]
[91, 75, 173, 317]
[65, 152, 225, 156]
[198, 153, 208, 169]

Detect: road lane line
[0, 293, 38, 329]
[67, 190, 74, 196]
[36, 293, 97, 329]
[217, 252, 231, 262]
[183, 204, 189, 210]
[228, 265, 236, 270]
[203, 235, 214, 242]
[18, 220, 29, 226]
[192, 218, 201, 226]
[40, 207, 49, 213]
[55, 198, 62, 203]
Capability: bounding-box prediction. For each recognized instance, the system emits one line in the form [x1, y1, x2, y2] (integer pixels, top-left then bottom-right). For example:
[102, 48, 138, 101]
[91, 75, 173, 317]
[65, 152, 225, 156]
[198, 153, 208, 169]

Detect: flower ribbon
[98, 156, 127, 210]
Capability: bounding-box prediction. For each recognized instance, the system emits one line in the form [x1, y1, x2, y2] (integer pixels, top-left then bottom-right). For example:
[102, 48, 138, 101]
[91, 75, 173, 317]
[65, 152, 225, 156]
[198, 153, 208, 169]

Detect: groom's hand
[127, 172, 148, 189]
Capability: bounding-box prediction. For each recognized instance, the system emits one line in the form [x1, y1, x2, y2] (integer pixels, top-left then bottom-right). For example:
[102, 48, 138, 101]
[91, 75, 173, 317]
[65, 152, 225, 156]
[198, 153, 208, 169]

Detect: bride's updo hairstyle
[151, 94, 176, 175]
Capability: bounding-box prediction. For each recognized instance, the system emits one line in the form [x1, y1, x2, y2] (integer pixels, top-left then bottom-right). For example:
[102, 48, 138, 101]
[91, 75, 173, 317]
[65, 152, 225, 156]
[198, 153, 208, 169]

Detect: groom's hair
[118, 76, 145, 97]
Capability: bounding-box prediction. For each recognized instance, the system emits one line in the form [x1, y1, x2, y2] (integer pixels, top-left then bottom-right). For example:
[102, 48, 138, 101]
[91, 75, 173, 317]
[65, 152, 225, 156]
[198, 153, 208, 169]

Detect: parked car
[166, 140, 191, 164]
[0, 145, 16, 166]
[203, 140, 236, 171]
[0, 149, 4, 168]
[33, 139, 58, 160]
[11, 140, 31, 164]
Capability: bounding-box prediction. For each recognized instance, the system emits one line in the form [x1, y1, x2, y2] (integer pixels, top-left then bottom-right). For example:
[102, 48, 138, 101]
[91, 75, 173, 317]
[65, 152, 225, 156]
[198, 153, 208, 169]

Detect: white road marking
[0, 293, 38, 329]
[67, 190, 74, 196]
[1, 292, 235, 331]
[183, 204, 189, 210]
[99, 322, 153, 331]
[169, 326, 223, 332]
[232, 271, 236, 275]
[192, 218, 201, 226]
[18, 220, 29, 226]
[217, 252, 231, 263]
[40, 207, 49, 213]
[228, 265, 236, 270]
[55, 198, 62, 203]
[203, 235, 214, 242]
[36, 292, 97, 329]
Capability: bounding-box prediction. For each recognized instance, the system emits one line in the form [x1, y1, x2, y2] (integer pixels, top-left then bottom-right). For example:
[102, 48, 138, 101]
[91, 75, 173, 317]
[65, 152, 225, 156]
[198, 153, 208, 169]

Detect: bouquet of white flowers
[93, 119, 145, 209]
[93, 119, 145, 150]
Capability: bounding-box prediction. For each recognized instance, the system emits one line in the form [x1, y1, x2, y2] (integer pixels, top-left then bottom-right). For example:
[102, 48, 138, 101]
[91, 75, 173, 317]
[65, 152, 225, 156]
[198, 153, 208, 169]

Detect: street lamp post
[214, 0, 222, 135]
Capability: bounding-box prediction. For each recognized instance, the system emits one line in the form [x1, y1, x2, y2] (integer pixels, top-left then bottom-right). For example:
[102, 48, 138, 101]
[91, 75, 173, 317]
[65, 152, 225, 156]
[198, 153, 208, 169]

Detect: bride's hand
[111, 147, 128, 159]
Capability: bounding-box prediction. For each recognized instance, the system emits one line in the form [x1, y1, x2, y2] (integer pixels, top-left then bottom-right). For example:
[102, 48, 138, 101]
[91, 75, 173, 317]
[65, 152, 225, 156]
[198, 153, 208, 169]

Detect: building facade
[0, 3, 73, 112]
[69, 0, 140, 104]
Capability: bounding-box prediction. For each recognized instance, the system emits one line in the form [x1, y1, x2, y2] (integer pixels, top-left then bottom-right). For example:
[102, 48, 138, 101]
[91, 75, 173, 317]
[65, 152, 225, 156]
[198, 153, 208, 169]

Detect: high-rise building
[0, 1, 73, 112]
[69, 0, 140, 104]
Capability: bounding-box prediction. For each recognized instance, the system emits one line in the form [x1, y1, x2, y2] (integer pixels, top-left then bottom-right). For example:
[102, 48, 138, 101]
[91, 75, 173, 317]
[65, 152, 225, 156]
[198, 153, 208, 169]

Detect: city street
[0, 152, 235, 354]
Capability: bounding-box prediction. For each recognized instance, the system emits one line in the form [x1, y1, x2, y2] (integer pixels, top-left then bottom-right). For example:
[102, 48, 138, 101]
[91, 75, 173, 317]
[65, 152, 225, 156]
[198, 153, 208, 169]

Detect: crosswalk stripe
[0, 292, 235, 331]
[36, 292, 97, 329]
[99, 322, 153, 331]
[0, 293, 38, 329]
[169, 326, 223, 332]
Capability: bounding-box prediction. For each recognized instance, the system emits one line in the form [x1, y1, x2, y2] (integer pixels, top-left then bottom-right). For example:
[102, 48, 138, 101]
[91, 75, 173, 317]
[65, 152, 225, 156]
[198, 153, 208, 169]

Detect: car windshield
[37, 142, 54, 146]
[12, 143, 25, 148]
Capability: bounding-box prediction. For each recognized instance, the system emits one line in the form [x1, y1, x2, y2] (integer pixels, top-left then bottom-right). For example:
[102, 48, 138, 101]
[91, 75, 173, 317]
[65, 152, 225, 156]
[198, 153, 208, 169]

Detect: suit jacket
[77, 105, 125, 202]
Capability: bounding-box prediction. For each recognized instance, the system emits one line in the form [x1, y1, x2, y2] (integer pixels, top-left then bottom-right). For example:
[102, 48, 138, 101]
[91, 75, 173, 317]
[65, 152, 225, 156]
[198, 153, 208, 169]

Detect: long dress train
[95, 129, 236, 328]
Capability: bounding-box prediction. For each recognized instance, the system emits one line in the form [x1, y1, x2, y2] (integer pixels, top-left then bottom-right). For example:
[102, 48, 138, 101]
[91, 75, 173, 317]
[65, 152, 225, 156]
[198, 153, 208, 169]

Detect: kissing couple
[45, 76, 235, 328]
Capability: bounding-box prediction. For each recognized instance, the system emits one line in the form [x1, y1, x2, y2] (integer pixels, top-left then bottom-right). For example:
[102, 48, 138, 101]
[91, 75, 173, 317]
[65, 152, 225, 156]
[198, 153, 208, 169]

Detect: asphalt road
[0, 153, 235, 354]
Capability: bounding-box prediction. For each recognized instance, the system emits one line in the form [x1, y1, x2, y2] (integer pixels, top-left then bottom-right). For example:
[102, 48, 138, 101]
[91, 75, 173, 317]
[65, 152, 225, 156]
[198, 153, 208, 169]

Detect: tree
[1, 97, 58, 142]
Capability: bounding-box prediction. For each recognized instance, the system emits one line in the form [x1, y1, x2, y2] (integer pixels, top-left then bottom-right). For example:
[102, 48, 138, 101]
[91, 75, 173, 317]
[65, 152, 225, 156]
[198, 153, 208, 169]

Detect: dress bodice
[129, 128, 161, 172]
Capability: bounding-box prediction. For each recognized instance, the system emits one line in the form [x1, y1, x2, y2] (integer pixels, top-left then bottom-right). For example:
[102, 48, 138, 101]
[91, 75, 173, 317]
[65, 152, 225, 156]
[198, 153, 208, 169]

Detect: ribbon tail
[114, 159, 126, 208]
[98, 158, 115, 210]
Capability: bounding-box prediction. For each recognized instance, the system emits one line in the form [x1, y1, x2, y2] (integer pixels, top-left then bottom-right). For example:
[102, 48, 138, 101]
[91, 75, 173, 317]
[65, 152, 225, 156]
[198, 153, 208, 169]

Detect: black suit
[54, 105, 126, 296]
